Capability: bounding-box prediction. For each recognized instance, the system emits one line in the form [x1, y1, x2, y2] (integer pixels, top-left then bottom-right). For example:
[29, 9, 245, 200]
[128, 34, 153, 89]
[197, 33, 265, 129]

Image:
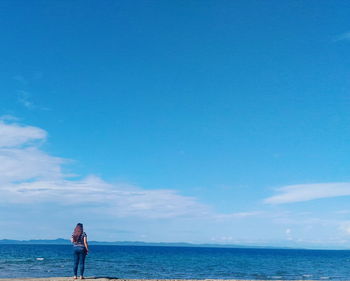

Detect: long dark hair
[72, 223, 83, 243]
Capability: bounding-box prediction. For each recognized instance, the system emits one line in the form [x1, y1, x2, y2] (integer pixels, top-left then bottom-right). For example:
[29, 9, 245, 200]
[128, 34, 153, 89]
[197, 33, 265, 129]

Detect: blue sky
[1, 0, 350, 248]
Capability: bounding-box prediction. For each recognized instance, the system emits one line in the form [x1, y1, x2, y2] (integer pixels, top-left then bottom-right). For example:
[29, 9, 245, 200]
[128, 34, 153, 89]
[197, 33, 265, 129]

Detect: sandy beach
[0, 279, 310, 281]
[0, 278, 298, 281]
[0, 277, 259, 280]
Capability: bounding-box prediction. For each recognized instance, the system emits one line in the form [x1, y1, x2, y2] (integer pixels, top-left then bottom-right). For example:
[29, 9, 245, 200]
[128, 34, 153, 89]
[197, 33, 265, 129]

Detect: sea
[0, 245, 350, 279]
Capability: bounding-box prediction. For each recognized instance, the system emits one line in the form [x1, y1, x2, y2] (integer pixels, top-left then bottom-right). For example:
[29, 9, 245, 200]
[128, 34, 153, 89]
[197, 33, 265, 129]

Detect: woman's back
[72, 232, 87, 247]
[71, 223, 89, 279]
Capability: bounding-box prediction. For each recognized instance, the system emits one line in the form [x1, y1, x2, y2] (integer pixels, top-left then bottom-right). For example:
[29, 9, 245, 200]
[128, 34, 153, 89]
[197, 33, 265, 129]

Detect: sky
[1, 0, 350, 249]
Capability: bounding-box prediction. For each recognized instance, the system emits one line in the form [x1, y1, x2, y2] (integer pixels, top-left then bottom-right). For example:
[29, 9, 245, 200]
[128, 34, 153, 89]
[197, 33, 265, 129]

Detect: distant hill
[0, 238, 70, 245]
[0, 239, 291, 249]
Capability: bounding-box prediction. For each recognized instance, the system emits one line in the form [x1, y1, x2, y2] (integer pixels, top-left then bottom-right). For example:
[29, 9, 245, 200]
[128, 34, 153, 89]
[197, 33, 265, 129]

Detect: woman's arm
[84, 236, 89, 254]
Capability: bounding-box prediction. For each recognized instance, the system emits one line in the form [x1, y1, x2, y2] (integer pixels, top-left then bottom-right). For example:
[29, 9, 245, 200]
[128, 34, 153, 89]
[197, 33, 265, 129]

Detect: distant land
[0, 239, 293, 249]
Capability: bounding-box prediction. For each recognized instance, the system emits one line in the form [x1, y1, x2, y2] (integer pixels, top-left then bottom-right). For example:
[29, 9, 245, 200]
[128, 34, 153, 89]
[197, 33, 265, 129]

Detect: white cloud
[0, 176, 211, 218]
[0, 115, 19, 122]
[335, 210, 350, 214]
[285, 228, 293, 240]
[0, 120, 46, 147]
[0, 119, 211, 219]
[0, 147, 64, 183]
[214, 211, 263, 220]
[0, 120, 59, 184]
[210, 236, 234, 242]
[339, 221, 350, 236]
[4, 119, 350, 245]
[264, 183, 350, 204]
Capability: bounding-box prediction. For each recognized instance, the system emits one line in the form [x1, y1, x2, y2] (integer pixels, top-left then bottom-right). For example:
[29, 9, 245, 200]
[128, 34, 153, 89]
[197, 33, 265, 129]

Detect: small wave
[36, 258, 44, 261]
[271, 276, 282, 279]
[320, 277, 330, 280]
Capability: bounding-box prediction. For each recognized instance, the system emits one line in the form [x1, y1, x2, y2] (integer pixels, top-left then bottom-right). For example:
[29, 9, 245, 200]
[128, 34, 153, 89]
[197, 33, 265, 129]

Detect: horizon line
[1, 238, 350, 251]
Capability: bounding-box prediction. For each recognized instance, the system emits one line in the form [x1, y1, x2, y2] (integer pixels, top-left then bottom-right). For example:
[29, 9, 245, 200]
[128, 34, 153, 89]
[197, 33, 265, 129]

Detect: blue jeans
[73, 246, 87, 276]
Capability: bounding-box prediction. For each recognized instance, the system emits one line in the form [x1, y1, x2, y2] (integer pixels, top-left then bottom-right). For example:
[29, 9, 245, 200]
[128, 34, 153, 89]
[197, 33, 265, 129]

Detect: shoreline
[0, 279, 314, 281]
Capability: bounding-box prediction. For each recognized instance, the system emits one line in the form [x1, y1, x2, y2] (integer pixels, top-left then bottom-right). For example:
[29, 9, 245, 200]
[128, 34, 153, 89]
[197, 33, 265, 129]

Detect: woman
[71, 223, 89, 280]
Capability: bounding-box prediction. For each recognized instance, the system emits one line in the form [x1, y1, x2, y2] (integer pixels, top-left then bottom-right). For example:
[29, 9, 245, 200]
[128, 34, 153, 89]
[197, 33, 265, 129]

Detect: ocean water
[0, 245, 350, 279]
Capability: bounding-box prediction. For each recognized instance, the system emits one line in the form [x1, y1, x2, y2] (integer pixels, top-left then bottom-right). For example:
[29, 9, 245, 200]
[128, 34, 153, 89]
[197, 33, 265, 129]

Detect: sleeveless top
[72, 232, 87, 247]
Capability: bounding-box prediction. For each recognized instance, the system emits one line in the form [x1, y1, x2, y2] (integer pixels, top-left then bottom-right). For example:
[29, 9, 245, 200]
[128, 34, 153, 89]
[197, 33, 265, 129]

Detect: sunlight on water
[1, 245, 350, 279]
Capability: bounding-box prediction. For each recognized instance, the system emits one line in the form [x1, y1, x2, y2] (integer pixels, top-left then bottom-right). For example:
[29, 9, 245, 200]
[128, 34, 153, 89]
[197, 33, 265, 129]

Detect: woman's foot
[80, 277, 84, 280]
[73, 277, 77, 280]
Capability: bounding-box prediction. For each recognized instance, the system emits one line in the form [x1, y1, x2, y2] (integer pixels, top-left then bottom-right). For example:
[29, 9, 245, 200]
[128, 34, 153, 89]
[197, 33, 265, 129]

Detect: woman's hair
[72, 223, 83, 243]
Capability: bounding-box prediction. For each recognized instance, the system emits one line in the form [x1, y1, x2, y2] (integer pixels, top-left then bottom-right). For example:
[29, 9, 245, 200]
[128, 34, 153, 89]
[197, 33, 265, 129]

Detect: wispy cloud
[10, 119, 342, 244]
[17, 90, 35, 109]
[0, 120, 47, 148]
[13, 75, 27, 84]
[213, 211, 263, 220]
[339, 221, 350, 235]
[13, 72, 43, 84]
[334, 32, 350, 42]
[17, 90, 50, 111]
[264, 183, 350, 204]
[285, 228, 293, 240]
[0, 118, 214, 219]
[0, 115, 19, 122]
[334, 210, 350, 215]
[0, 176, 213, 219]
